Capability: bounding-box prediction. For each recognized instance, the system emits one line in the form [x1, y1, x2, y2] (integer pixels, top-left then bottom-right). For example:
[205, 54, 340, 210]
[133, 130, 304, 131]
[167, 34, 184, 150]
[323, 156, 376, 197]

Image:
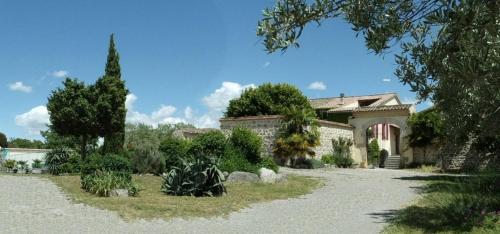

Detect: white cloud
[308, 81, 326, 91]
[184, 106, 193, 119]
[15, 105, 50, 135]
[382, 78, 391, 82]
[202, 82, 255, 111]
[50, 70, 69, 78]
[125, 94, 186, 127]
[262, 61, 271, 68]
[9, 82, 32, 93]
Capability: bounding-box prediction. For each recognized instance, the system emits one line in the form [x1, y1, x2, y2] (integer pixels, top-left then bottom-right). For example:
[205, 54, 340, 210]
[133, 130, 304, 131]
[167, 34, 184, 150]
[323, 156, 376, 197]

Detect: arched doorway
[366, 123, 401, 167]
[348, 104, 415, 168]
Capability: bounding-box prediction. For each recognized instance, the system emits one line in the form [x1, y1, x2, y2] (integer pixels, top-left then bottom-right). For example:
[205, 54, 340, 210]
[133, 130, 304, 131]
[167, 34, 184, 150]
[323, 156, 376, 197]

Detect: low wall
[219, 116, 355, 159]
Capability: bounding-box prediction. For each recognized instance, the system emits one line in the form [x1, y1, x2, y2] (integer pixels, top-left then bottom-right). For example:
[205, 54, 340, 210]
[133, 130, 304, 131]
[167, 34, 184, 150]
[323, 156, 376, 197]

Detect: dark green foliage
[80, 153, 132, 181]
[188, 131, 227, 158]
[0, 132, 7, 148]
[131, 148, 166, 175]
[274, 107, 320, 166]
[258, 156, 279, 173]
[3, 159, 16, 170]
[32, 159, 43, 169]
[331, 137, 353, 168]
[47, 78, 98, 158]
[161, 157, 226, 197]
[7, 138, 46, 149]
[41, 129, 95, 151]
[321, 154, 335, 165]
[219, 147, 258, 174]
[379, 149, 389, 168]
[225, 83, 313, 117]
[81, 171, 139, 197]
[367, 139, 380, 165]
[159, 137, 191, 170]
[95, 34, 128, 154]
[293, 157, 324, 169]
[229, 127, 263, 163]
[408, 110, 444, 163]
[45, 147, 78, 175]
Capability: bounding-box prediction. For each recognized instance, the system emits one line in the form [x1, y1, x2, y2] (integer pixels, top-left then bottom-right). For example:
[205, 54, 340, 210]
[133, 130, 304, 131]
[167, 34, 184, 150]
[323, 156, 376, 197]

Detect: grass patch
[48, 174, 322, 220]
[383, 173, 500, 233]
[405, 165, 442, 173]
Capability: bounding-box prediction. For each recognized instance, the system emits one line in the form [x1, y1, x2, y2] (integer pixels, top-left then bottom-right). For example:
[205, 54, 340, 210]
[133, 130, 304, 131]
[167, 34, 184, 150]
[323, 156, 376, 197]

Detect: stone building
[220, 93, 419, 169]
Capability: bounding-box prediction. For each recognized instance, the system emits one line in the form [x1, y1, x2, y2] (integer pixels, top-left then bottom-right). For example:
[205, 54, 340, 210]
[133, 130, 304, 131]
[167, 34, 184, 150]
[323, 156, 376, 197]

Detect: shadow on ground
[370, 173, 500, 233]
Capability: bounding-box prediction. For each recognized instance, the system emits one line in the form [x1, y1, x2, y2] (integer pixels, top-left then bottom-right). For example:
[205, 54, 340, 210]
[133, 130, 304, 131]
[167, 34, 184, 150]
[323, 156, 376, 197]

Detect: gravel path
[0, 169, 428, 234]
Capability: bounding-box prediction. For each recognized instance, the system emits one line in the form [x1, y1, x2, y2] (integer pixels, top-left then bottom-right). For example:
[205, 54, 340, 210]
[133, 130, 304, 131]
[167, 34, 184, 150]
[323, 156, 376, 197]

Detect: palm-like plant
[274, 106, 320, 166]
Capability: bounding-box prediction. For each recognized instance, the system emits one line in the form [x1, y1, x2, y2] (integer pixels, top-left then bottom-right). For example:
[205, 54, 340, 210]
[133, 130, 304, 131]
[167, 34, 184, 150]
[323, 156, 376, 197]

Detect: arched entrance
[348, 105, 415, 168]
[366, 123, 401, 167]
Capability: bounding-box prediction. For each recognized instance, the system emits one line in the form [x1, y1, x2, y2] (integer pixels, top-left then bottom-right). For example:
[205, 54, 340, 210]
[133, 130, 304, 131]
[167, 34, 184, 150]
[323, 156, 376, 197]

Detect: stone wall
[219, 116, 355, 159]
[313, 120, 354, 158]
[220, 115, 283, 156]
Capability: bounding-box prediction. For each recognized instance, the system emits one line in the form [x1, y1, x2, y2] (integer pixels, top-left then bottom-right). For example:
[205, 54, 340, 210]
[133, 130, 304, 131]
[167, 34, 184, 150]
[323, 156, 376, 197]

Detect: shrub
[331, 137, 354, 168]
[131, 148, 166, 175]
[32, 159, 43, 169]
[3, 159, 16, 170]
[161, 157, 226, 197]
[45, 147, 77, 175]
[229, 127, 263, 163]
[188, 131, 227, 157]
[258, 156, 279, 173]
[80, 153, 132, 180]
[334, 154, 354, 168]
[219, 147, 258, 174]
[367, 139, 380, 165]
[321, 153, 335, 165]
[81, 171, 139, 197]
[293, 157, 325, 169]
[379, 149, 389, 167]
[159, 137, 191, 170]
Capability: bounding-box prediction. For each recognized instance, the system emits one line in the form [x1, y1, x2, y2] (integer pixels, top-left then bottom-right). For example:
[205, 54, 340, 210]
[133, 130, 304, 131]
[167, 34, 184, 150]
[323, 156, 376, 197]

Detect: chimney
[340, 93, 345, 105]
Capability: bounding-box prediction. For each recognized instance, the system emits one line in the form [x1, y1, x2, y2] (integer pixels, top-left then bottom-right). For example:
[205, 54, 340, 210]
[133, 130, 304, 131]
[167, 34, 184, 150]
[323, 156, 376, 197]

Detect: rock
[276, 173, 288, 183]
[226, 171, 259, 183]
[223, 171, 229, 178]
[258, 168, 278, 183]
[32, 169, 42, 174]
[110, 189, 128, 197]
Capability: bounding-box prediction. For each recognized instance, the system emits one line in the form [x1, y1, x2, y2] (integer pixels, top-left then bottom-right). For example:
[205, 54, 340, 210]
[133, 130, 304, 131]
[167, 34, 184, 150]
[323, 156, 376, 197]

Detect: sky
[0, 0, 430, 140]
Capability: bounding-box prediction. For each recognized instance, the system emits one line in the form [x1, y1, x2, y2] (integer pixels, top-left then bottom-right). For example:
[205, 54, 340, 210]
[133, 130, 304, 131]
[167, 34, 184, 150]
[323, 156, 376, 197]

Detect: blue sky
[0, 0, 428, 140]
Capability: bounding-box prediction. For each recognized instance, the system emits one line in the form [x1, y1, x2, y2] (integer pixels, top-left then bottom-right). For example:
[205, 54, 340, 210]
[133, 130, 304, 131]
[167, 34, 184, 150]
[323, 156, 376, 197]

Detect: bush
[293, 157, 325, 169]
[321, 154, 335, 165]
[219, 147, 258, 174]
[45, 147, 77, 175]
[81, 171, 139, 197]
[229, 127, 263, 163]
[367, 139, 380, 165]
[131, 148, 166, 175]
[379, 149, 389, 168]
[32, 159, 43, 169]
[3, 159, 16, 170]
[159, 137, 191, 170]
[334, 154, 354, 168]
[188, 131, 227, 157]
[161, 157, 226, 197]
[80, 153, 132, 180]
[258, 156, 279, 173]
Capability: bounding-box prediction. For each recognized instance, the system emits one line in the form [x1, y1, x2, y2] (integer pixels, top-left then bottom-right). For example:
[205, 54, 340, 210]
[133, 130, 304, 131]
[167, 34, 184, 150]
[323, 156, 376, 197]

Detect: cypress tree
[95, 34, 128, 154]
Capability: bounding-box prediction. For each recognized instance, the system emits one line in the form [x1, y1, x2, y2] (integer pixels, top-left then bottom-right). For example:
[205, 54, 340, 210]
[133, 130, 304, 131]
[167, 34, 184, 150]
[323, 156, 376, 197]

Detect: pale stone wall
[220, 116, 283, 156]
[313, 120, 354, 158]
[219, 116, 355, 159]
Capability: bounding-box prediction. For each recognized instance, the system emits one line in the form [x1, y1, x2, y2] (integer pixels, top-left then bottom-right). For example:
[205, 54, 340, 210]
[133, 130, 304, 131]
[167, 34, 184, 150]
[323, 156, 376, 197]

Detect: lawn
[383, 173, 500, 233]
[48, 174, 322, 220]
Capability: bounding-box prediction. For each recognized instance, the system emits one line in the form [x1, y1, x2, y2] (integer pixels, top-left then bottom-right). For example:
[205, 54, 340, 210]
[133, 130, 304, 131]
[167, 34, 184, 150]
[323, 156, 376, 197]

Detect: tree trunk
[80, 135, 88, 160]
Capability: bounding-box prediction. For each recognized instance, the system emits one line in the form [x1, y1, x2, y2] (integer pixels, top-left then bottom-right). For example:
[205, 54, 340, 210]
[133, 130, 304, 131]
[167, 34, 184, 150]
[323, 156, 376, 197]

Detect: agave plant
[161, 157, 226, 197]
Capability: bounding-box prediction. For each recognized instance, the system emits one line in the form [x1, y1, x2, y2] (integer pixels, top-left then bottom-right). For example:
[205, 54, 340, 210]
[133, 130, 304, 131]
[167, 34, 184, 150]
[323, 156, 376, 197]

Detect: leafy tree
[408, 109, 444, 163]
[274, 107, 320, 166]
[47, 78, 98, 158]
[257, 0, 500, 165]
[367, 139, 380, 165]
[7, 138, 46, 149]
[225, 83, 313, 117]
[0, 132, 8, 148]
[41, 128, 97, 150]
[229, 127, 263, 163]
[95, 34, 128, 154]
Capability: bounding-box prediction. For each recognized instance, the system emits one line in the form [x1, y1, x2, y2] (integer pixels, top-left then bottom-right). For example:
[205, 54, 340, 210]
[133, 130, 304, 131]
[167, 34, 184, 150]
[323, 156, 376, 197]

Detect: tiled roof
[310, 93, 398, 110]
[219, 115, 284, 121]
[352, 104, 413, 112]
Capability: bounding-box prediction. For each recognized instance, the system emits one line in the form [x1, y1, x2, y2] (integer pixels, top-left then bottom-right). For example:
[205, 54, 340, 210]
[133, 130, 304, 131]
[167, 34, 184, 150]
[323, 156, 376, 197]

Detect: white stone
[110, 189, 128, 197]
[227, 171, 259, 183]
[258, 168, 278, 184]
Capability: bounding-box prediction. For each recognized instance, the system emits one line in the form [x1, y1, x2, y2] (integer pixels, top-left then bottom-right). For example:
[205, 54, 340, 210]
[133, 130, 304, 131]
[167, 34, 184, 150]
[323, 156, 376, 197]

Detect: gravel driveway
[0, 168, 427, 234]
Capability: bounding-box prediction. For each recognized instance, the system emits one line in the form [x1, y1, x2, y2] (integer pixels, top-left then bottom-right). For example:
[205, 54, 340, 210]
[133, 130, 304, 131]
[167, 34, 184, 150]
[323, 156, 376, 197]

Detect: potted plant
[17, 160, 28, 174]
[32, 159, 43, 174]
[3, 159, 16, 173]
